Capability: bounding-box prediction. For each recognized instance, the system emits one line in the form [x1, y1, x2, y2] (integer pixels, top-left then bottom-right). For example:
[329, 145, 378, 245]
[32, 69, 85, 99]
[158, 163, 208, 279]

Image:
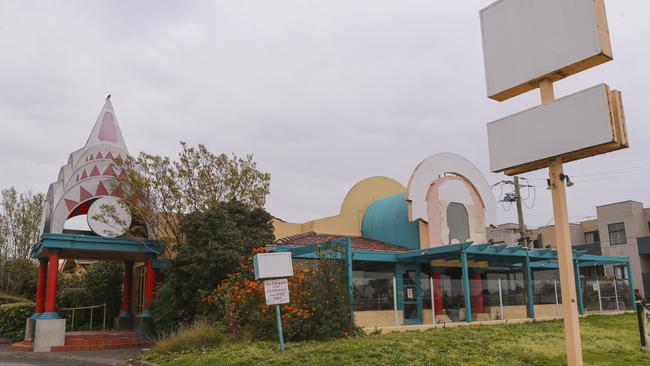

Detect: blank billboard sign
[480, 0, 612, 101]
[488, 84, 627, 175]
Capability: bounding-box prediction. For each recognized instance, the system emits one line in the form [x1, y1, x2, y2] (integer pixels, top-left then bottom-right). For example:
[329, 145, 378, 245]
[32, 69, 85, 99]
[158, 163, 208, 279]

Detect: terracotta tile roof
[276, 231, 411, 252]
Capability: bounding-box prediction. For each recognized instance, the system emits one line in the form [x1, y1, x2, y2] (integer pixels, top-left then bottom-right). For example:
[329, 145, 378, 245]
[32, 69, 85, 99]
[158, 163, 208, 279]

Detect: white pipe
[597, 279, 603, 312]
[430, 276, 435, 325]
[393, 276, 398, 326]
[613, 279, 620, 312]
[554, 279, 560, 317]
[498, 278, 504, 320]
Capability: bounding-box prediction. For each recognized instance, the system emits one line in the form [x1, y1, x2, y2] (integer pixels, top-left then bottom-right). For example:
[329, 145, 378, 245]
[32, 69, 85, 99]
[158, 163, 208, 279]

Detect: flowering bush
[209, 246, 355, 341]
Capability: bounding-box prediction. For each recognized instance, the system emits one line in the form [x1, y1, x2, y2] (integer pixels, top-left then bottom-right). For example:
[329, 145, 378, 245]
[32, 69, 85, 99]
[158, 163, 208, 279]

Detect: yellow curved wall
[273, 176, 405, 240]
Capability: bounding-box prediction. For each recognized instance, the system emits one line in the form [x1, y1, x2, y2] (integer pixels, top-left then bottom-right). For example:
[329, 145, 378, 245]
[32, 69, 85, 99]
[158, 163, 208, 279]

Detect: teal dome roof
[361, 193, 420, 250]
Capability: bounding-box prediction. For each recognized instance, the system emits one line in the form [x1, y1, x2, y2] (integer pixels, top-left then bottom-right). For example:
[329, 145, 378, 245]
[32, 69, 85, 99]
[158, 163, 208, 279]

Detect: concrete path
[0, 344, 146, 366]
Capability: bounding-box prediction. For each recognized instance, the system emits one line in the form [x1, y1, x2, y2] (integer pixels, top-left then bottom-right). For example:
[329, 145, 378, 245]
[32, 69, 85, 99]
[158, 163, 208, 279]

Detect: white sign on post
[480, 0, 612, 101]
[264, 278, 290, 305]
[487, 83, 627, 174]
[254, 252, 294, 280]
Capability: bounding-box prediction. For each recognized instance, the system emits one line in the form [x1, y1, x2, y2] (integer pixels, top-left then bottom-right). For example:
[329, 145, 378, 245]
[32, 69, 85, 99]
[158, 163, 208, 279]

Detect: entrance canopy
[30, 233, 162, 262]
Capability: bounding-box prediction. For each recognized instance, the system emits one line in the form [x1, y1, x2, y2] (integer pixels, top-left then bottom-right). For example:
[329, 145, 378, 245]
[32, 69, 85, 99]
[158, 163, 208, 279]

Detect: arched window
[447, 202, 469, 244]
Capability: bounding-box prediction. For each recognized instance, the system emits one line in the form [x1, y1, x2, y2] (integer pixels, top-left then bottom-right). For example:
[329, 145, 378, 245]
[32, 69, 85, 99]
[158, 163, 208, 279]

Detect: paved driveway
[0, 344, 146, 366]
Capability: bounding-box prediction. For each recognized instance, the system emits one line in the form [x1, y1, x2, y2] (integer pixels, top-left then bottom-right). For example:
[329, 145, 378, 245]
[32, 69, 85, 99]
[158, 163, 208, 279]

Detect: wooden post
[544, 77, 583, 366]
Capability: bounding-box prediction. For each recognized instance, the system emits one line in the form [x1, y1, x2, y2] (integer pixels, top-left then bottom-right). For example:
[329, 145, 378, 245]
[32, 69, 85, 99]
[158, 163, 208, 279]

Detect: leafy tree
[153, 201, 274, 332]
[99, 142, 270, 255]
[0, 187, 45, 259]
[84, 261, 123, 321]
[0, 187, 44, 295]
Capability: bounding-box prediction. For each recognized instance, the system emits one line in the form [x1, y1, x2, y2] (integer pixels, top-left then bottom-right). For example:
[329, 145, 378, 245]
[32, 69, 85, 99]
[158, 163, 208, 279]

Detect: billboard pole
[543, 78, 584, 366]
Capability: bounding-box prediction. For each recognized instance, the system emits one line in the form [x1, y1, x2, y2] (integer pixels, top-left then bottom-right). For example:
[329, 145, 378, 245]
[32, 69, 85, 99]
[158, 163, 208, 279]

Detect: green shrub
[213, 247, 357, 341]
[0, 302, 34, 340]
[152, 320, 225, 353]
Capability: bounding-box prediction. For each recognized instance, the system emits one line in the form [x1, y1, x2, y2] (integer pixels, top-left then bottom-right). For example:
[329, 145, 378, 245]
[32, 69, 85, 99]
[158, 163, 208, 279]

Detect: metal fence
[58, 303, 107, 332]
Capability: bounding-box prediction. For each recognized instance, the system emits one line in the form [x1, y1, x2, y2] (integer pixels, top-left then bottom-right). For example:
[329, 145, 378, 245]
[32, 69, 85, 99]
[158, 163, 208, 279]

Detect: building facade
[528, 200, 650, 298]
[273, 154, 634, 329]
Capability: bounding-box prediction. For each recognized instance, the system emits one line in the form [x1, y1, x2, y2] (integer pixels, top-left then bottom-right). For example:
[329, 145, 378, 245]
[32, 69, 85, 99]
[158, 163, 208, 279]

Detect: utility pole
[513, 176, 528, 247]
[495, 177, 533, 247]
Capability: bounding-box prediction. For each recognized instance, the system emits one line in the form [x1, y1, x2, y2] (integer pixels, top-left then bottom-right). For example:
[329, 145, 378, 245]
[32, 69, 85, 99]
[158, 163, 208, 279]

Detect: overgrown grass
[152, 320, 225, 354]
[143, 314, 650, 366]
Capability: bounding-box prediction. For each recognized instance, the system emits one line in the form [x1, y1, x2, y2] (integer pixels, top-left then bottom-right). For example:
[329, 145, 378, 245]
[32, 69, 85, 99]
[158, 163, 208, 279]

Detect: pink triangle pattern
[103, 165, 117, 177]
[80, 186, 93, 201]
[96, 152, 103, 159]
[80, 170, 88, 180]
[98, 112, 118, 142]
[65, 199, 78, 212]
[96, 181, 108, 196]
[106, 151, 114, 159]
[90, 166, 100, 177]
[111, 185, 124, 198]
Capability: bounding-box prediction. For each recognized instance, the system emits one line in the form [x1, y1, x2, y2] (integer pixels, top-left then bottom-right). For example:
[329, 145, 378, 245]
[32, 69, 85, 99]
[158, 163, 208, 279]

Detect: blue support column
[344, 237, 355, 324]
[461, 251, 472, 322]
[627, 261, 637, 311]
[524, 255, 535, 319]
[574, 259, 585, 315]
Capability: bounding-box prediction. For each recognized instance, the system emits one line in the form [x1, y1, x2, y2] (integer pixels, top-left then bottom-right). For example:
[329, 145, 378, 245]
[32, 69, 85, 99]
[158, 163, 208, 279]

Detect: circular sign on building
[87, 196, 132, 237]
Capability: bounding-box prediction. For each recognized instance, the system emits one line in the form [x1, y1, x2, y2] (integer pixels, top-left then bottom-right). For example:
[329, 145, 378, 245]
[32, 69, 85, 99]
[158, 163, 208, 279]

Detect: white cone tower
[40, 96, 131, 237]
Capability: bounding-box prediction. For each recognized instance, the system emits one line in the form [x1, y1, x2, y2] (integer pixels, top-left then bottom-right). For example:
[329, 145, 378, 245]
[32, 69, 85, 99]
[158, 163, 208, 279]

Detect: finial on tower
[106, 94, 111, 101]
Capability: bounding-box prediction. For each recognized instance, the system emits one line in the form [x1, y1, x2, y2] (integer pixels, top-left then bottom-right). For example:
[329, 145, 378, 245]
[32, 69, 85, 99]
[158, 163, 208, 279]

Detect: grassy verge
[142, 314, 649, 366]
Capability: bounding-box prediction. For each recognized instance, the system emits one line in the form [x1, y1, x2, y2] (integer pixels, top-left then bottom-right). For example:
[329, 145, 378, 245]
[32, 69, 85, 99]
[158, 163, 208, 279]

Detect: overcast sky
[1, 0, 649, 230]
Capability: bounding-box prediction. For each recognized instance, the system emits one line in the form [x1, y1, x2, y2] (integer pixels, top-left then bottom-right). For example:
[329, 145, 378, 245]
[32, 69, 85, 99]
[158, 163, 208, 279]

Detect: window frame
[608, 222, 627, 245]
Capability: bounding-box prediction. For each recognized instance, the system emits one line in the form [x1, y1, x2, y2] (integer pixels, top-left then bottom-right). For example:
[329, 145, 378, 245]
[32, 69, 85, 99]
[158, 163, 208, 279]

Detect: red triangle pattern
[111, 185, 124, 198]
[103, 165, 117, 176]
[80, 170, 88, 180]
[96, 181, 108, 196]
[90, 166, 100, 177]
[89, 154, 94, 161]
[118, 169, 127, 179]
[105, 151, 114, 159]
[65, 199, 78, 212]
[80, 186, 93, 201]
[95, 152, 103, 159]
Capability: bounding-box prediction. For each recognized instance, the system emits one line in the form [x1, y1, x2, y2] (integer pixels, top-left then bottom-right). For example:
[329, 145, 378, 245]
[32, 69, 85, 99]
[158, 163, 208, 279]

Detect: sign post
[275, 304, 285, 353]
[479, 1, 627, 365]
[254, 253, 293, 354]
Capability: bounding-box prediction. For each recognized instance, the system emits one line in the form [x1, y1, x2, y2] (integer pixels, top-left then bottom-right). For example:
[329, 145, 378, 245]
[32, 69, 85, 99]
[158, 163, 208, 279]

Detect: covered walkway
[277, 237, 635, 325]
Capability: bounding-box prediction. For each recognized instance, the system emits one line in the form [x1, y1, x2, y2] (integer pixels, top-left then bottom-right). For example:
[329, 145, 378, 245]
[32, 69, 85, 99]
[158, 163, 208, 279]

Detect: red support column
[143, 258, 155, 316]
[119, 261, 134, 318]
[43, 251, 60, 318]
[33, 259, 48, 317]
[470, 273, 484, 314]
[432, 272, 443, 315]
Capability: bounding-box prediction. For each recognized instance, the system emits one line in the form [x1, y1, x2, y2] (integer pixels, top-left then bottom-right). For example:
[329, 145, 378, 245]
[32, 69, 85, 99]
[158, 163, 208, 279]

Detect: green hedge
[0, 302, 34, 341]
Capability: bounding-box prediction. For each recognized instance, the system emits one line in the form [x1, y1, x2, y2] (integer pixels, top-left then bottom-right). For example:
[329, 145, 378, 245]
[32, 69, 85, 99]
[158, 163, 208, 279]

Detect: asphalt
[0, 344, 147, 366]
